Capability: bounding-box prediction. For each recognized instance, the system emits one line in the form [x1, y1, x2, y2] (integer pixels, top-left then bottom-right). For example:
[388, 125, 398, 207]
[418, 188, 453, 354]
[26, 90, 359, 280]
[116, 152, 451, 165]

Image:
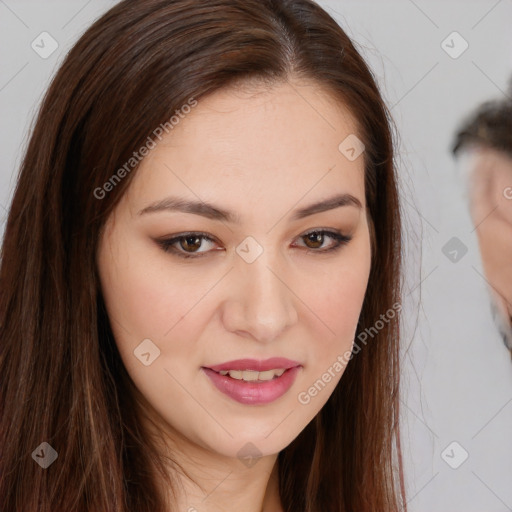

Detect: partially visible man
[452, 83, 512, 356]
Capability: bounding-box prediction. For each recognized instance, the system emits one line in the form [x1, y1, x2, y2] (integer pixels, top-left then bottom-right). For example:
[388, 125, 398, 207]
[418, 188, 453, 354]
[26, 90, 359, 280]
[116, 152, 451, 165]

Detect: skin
[458, 146, 512, 347]
[97, 78, 372, 511]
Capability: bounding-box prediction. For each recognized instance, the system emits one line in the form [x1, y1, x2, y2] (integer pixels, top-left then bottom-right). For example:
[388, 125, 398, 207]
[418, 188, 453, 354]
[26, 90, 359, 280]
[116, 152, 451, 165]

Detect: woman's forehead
[125, 80, 365, 206]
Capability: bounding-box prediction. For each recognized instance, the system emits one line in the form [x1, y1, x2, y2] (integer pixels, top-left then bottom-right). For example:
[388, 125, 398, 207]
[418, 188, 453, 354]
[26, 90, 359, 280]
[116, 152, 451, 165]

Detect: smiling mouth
[201, 361, 302, 405]
[213, 368, 287, 381]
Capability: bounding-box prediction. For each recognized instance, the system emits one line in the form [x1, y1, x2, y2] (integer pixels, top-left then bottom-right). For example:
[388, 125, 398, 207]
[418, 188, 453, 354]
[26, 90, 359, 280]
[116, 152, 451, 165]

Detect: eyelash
[155, 229, 352, 259]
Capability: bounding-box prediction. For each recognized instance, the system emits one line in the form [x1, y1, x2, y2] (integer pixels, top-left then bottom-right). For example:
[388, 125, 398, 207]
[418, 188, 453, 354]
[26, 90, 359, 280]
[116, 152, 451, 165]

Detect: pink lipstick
[202, 357, 302, 405]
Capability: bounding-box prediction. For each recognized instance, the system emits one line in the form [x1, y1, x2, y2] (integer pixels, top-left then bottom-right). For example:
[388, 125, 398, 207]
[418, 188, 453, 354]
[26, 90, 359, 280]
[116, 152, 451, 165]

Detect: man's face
[459, 146, 512, 347]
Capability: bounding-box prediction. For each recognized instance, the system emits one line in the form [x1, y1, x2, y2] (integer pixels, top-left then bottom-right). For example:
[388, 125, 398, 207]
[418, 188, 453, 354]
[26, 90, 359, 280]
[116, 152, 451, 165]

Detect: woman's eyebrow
[137, 193, 362, 223]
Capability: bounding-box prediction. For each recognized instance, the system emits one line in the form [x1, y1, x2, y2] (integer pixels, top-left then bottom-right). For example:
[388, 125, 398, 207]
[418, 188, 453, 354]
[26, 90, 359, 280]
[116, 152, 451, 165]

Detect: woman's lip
[205, 357, 301, 372]
[202, 366, 301, 405]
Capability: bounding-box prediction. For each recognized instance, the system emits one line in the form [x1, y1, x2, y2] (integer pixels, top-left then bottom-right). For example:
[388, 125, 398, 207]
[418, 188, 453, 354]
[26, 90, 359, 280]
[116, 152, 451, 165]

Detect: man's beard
[490, 299, 512, 358]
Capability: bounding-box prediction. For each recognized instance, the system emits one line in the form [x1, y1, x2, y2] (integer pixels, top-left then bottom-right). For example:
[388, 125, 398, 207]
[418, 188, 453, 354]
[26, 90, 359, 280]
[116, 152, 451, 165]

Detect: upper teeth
[218, 369, 286, 381]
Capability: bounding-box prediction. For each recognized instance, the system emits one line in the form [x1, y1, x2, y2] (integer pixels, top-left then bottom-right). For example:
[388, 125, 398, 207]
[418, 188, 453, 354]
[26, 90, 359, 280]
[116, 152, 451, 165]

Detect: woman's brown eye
[297, 230, 352, 253]
[303, 232, 324, 249]
[180, 236, 203, 252]
[156, 232, 218, 258]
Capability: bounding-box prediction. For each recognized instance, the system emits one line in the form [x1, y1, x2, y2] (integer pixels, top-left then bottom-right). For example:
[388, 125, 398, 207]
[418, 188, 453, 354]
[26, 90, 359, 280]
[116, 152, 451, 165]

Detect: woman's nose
[220, 243, 299, 344]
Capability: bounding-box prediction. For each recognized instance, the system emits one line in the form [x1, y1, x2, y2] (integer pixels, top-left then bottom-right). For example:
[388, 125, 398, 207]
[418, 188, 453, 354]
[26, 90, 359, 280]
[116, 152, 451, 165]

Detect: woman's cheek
[319, 264, 370, 336]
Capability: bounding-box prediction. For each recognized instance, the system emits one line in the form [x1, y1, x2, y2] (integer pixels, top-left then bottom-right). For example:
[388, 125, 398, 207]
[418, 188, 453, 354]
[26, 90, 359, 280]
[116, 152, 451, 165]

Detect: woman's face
[97, 79, 372, 460]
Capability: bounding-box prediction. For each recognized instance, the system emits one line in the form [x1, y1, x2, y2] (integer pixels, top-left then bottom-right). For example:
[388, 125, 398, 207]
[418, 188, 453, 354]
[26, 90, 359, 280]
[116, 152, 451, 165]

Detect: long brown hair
[0, 0, 405, 510]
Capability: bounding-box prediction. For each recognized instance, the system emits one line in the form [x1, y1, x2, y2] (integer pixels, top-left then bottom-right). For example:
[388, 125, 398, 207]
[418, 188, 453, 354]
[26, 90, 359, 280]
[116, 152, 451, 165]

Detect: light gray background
[1, 1, 511, 510]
